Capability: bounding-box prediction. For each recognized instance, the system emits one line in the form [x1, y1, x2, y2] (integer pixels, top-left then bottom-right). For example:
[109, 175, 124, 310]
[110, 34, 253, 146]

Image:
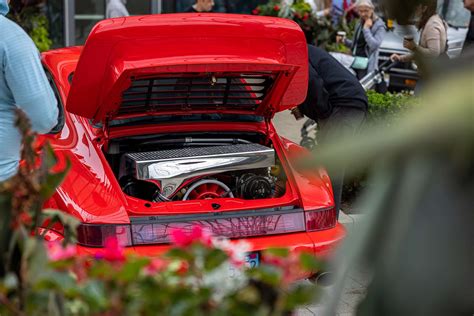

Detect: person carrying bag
[391, 0, 448, 93]
[337, 0, 386, 79]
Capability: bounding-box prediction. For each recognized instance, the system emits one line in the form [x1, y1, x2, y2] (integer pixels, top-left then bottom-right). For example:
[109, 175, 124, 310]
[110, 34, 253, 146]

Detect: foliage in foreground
[342, 91, 416, 203]
[318, 64, 474, 316]
[298, 90, 414, 203]
[1, 228, 320, 316]
[0, 112, 321, 316]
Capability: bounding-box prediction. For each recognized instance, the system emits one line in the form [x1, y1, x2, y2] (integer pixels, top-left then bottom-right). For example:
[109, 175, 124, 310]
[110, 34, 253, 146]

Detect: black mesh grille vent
[119, 73, 275, 115]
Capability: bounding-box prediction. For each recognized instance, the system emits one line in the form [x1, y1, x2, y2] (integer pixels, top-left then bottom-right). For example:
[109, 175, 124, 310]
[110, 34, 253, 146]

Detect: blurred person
[337, 0, 386, 79]
[185, 0, 215, 13]
[106, 0, 129, 18]
[0, 0, 58, 182]
[462, 0, 474, 54]
[331, 0, 353, 25]
[282, 0, 331, 17]
[293, 45, 368, 216]
[390, 0, 448, 92]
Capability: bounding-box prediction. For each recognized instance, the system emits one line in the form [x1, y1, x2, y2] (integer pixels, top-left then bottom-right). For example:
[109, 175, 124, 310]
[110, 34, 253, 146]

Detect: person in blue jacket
[0, 0, 58, 182]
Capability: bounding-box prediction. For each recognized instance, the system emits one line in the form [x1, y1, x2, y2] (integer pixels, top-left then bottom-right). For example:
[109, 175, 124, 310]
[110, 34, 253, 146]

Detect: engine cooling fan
[182, 179, 234, 200]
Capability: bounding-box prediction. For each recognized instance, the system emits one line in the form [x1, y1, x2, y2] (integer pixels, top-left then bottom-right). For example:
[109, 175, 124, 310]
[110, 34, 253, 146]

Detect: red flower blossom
[170, 225, 212, 247]
[144, 258, 167, 276]
[11, 212, 33, 230]
[252, 8, 260, 15]
[263, 252, 303, 284]
[273, 5, 280, 11]
[95, 237, 125, 263]
[46, 241, 77, 261]
[303, 12, 310, 21]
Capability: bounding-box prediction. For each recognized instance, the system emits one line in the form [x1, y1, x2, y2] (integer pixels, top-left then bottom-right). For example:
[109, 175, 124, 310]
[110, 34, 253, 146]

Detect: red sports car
[40, 14, 345, 280]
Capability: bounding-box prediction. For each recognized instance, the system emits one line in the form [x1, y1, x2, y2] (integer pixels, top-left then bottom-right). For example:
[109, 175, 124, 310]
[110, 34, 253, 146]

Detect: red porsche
[40, 13, 345, 280]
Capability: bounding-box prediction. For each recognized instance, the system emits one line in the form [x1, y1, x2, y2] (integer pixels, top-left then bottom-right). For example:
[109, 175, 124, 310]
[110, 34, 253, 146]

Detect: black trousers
[317, 107, 366, 217]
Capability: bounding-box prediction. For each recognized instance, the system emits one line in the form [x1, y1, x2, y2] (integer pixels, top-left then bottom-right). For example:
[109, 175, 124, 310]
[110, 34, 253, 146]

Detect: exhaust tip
[309, 271, 335, 287]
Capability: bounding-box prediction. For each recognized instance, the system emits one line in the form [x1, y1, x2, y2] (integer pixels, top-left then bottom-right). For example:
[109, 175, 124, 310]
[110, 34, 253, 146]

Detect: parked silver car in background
[377, 0, 470, 91]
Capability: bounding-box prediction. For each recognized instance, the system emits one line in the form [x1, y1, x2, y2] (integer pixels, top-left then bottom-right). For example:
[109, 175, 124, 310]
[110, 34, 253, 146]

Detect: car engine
[117, 142, 285, 202]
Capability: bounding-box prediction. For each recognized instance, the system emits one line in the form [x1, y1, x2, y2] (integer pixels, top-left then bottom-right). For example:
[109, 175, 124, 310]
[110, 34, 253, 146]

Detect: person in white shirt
[106, 0, 129, 19]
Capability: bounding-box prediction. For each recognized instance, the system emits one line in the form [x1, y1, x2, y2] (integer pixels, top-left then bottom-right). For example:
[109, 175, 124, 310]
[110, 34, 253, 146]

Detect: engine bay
[106, 132, 287, 202]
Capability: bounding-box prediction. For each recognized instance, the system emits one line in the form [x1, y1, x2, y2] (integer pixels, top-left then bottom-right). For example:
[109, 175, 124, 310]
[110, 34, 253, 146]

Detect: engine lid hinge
[264, 117, 272, 142]
[102, 115, 111, 140]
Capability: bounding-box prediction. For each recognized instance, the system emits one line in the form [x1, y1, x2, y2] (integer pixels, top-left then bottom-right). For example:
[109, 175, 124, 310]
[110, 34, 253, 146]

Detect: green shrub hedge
[367, 90, 414, 124]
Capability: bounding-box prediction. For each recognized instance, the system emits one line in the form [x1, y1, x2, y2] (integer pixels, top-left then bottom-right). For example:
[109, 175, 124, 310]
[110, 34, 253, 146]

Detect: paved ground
[273, 112, 368, 316]
[295, 269, 369, 316]
[293, 214, 369, 316]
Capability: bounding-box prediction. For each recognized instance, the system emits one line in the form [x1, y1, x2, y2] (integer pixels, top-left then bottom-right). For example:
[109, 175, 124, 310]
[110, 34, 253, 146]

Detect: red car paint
[40, 14, 345, 280]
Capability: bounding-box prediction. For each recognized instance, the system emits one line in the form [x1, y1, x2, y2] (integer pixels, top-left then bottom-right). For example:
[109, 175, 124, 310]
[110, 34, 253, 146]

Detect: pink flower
[170, 225, 213, 247]
[95, 237, 125, 263]
[144, 258, 167, 276]
[46, 241, 76, 261]
[263, 252, 303, 284]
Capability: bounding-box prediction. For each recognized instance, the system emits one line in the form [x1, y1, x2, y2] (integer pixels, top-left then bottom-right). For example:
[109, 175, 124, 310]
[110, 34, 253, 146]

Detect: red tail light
[76, 208, 338, 248]
[305, 208, 337, 232]
[77, 224, 132, 247]
[76, 207, 308, 247]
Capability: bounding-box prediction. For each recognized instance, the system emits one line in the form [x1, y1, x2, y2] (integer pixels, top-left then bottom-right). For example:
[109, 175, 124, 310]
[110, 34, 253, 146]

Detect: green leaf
[165, 248, 194, 261]
[203, 248, 228, 271]
[284, 283, 319, 310]
[41, 209, 80, 242]
[34, 271, 77, 292]
[247, 265, 281, 287]
[43, 142, 58, 170]
[80, 280, 107, 311]
[299, 253, 322, 272]
[39, 158, 71, 199]
[263, 248, 289, 258]
[118, 257, 149, 282]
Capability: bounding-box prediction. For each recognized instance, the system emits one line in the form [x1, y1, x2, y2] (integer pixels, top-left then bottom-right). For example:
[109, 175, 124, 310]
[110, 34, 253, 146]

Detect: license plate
[245, 252, 260, 268]
[228, 252, 260, 278]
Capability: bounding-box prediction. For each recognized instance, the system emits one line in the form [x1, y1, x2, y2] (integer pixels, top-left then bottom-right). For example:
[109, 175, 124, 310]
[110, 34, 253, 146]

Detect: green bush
[367, 90, 414, 124]
[8, 5, 52, 52]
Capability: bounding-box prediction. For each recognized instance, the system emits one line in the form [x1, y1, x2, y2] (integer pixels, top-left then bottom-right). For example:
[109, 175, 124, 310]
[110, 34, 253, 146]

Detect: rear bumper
[77, 223, 346, 280]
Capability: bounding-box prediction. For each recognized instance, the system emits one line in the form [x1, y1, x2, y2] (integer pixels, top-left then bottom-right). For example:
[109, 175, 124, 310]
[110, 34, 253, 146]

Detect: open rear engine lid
[66, 13, 308, 122]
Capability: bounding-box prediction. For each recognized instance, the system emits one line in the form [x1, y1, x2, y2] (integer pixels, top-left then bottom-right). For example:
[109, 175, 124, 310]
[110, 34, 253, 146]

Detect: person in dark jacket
[295, 45, 368, 217]
[462, 0, 474, 54]
[185, 0, 214, 13]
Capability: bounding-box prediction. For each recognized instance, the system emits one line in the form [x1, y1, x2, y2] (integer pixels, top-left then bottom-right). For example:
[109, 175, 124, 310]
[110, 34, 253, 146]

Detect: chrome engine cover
[120, 144, 275, 198]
